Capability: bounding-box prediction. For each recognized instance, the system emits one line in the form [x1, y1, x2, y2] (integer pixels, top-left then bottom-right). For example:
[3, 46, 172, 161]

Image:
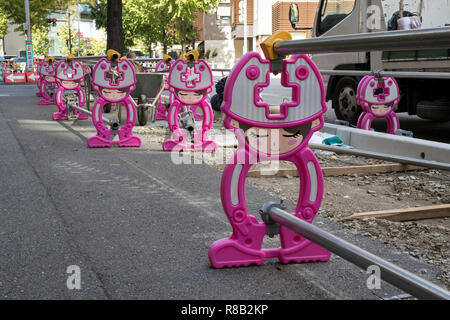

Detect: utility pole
[77, 0, 81, 56]
[243, 0, 247, 54]
[24, 0, 34, 72]
[68, 10, 72, 54]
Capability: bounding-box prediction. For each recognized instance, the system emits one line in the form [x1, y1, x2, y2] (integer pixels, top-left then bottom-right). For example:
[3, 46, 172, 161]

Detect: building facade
[193, 0, 319, 68]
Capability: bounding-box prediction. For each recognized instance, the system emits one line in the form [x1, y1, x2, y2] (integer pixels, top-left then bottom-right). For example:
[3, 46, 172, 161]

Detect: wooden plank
[340, 204, 450, 222]
[322, 164, 425, 177]
[247, 163, 426, 178]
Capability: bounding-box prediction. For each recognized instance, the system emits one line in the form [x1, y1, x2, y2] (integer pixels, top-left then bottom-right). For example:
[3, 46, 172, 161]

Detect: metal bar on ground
[198, 68, 450, 80]
[69, 104, 118, 128]
[69, 55, 161, 62]
[321, 70, 450, 80]
[316, 123, 450, 171]
[260, 203, 450, 300]
[310, 143, 450, 172]
[274, 27, 450, 55]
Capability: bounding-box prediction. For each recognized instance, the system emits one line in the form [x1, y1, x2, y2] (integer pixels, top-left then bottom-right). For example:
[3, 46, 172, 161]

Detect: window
[316, 0, 356, 36]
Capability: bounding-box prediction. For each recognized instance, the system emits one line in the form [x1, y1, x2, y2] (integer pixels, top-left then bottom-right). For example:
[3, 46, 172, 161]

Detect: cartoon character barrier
[162, 56, 217, 152]
[53, 57, 89, 121]
[208, 52, 330, 268]
[88, 50, 141, 148]
[154, 54, 174, 121]
[356, 75, 400, 134]
[38, 57, 58, 105]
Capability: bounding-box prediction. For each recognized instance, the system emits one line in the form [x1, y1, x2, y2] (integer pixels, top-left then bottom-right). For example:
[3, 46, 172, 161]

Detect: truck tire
[416, 100, 450, 121]
[332, 77, 361, 126]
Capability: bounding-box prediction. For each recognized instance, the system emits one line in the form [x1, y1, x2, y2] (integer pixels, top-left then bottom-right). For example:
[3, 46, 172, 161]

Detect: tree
[56, 24, 105, 56]
[123, 0, 173, 55]
[155, 0, 218, 52]
[0, 8, 8, 55]
[31, 25, 51, 56]
[106, 0, 124, 54]
[91, 0, 219, 55]
[0, 0, 76, 33]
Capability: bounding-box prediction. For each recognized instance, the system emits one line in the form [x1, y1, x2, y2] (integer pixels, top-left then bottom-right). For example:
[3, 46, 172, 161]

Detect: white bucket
[398, 17, 411, 30]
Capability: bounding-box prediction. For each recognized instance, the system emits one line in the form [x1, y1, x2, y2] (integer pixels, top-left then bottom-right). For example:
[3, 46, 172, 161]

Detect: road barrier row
[33, 28, 450, 300]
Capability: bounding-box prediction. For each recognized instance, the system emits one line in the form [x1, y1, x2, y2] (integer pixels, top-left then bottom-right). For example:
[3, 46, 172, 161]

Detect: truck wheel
[417, 100, 450, 121]
[332, 77, 361, 126]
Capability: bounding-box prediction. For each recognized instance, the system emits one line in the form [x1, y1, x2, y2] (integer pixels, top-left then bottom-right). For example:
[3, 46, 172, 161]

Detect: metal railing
[260, 202, 450, 300]
[321, 70, 450, 80]
[274, 27, 450, 55]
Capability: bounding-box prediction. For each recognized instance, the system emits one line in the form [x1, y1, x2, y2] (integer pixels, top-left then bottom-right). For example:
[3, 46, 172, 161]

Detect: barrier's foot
[208, 238, 265, 269]
[278, 240, 330, 264]
[162, 139, 187, 152]
[38, 99, 55, 105]
[75, 113, 89, 120]
[118, 136, 141, 148]
[52, 112, 67, 121]
[87, 136, 112, 148]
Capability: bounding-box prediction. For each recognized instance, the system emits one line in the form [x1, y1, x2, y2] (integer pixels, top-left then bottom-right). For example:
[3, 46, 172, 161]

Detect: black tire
[416, 100, 450, 121]
[138, 107, 148, 126]
[332, 77, 361, 126]
[103, 103, 112, 113]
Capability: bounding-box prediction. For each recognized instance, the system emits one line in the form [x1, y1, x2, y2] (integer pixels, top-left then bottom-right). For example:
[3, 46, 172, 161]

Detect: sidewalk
[0, 85, 445, 299]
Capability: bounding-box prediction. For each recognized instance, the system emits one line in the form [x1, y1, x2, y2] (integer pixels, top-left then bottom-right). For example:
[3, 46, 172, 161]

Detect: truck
[296, 0, 450, 125]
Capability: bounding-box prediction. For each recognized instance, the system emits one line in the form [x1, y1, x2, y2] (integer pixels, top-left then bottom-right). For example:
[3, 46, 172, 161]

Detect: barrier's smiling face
[101, 88, 127, 101]
[245, 127, 305, 155]
[230, 118, 321, 156]
[61, 80, 78, 89]
[176, 90, 205, 104]
[370, 104, 392, 116]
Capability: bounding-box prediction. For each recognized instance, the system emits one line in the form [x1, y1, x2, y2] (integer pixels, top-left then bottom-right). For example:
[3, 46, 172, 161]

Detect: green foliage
[90, 0, 107, 30]
[56, 24, 105, 56]
[31, 25, 51, 56]
[88, 0, 220, 54]
[0, 8, 8, 39]
[155, 0, 219, 51]
[0, 0, 77, 32]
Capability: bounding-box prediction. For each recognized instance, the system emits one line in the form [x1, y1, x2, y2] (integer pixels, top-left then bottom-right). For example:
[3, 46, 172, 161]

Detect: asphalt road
[0, 83, 446, 299]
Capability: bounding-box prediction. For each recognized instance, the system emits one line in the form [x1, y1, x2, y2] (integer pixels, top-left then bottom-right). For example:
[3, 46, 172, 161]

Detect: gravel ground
[136, 120, 450, 289]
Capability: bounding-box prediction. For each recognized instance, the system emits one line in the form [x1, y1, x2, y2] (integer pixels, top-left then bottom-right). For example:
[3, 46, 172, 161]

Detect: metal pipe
[69, 103, 119, 129]
[274, 27, 450, 55]
[261, 204, 450, 300]
[191, 68, 450, 80]
[68, 55, 162, 62]
[309, 143, 450, 171]
[320, 70, 450, 80]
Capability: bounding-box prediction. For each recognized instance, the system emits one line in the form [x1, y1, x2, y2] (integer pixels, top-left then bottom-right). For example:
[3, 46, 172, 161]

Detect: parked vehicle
[294, 0, 450, 124]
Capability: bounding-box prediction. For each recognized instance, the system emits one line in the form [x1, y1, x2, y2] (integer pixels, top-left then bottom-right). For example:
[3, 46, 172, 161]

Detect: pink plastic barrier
[88, 57, 141, 148]
[208, 52, 331, 268]
[53, 59, 89, 121]
[162, 58, 217, 152]
[356, 75, 400, 134]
